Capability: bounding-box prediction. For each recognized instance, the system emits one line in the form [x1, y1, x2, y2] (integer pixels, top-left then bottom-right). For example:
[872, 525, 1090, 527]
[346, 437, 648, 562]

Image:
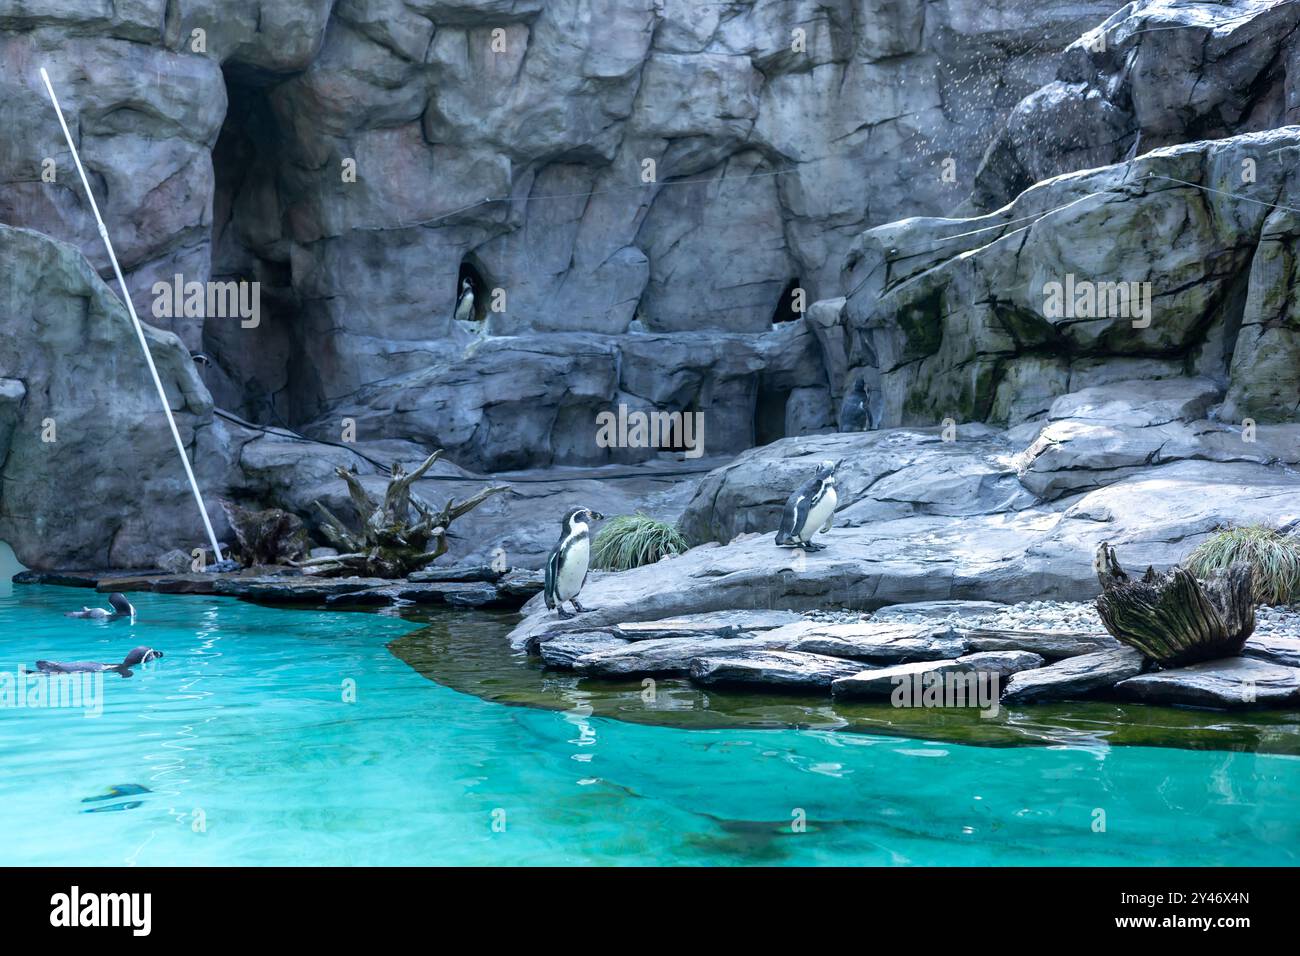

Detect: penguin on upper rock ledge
[454, 277, 476, 323]
[775, 460, 840, 551]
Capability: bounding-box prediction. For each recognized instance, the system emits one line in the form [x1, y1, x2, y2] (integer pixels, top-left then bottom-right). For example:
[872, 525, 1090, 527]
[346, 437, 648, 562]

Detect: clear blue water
[1, 585, 1297, 866]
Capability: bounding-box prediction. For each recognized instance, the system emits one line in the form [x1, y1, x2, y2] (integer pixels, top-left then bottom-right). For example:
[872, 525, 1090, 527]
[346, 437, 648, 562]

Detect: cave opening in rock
[663, 401, 700, 454]
[754, 387, 790, 446]
[205, 65, 303, 427]
[770, 278, 803, 324]
[455, 259, 490, 323]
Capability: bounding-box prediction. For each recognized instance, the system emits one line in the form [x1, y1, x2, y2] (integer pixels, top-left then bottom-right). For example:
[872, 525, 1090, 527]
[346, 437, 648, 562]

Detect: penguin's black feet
[556, 606, 574, 619]
[571, 599, 589, 613]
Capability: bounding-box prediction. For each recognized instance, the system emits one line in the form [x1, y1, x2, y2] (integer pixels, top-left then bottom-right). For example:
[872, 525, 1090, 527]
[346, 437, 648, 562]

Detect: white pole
[39, 67, 224, 563]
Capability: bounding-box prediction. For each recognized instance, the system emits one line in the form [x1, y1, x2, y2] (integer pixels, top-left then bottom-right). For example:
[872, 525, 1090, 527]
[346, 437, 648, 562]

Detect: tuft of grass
[1184, 524, 1300, 605]
[591, 512, 689, 571]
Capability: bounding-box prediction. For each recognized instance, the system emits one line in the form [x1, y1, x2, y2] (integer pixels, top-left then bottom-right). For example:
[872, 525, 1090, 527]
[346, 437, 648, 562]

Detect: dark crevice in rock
[204, 66, 306, 427]
[769, 277, 802, 324]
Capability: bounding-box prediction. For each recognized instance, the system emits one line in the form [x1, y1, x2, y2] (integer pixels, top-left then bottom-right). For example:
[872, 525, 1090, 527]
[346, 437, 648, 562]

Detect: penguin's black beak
[590, 511, 605, 521]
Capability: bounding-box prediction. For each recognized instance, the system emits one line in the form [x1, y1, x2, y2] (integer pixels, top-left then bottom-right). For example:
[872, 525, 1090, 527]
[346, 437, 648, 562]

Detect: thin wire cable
[1145, 171, 1300, 215]
[40, 67, 224, 561]
[214, 409, 716, 483]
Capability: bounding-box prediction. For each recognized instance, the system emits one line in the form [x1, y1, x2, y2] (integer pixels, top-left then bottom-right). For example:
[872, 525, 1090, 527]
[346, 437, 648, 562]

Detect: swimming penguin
[32, 646, 163, 679]
[775, 460, 840, 551]
[454, 277, 475, 323]
[65, 592, 135, 621]
[545, 507, 604, 618]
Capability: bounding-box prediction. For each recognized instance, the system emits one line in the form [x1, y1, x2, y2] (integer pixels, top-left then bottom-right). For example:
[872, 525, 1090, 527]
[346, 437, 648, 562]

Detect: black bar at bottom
[2, 866, 1288, 940]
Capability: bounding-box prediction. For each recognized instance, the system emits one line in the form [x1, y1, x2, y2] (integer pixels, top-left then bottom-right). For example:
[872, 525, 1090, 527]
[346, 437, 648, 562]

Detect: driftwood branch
[1094, 542, 1255, 667]
[304, 451, 509, 578]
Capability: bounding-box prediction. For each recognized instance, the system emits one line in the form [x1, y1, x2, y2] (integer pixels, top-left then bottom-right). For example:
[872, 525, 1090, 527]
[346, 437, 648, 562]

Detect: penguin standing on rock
[775, 460, 840, 551]
[545, 508, 605, 618]
[454, 277, 475, 323]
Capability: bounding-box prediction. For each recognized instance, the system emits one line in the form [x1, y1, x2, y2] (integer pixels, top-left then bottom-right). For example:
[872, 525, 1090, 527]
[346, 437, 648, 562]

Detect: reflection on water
[390, 609, 1300, 755]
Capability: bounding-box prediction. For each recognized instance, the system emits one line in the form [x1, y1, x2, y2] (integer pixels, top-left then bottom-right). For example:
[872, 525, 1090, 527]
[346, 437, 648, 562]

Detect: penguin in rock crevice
[545, 507, 605, 618]
[454, 277, 476, 323]
[775, 460, 840, 551]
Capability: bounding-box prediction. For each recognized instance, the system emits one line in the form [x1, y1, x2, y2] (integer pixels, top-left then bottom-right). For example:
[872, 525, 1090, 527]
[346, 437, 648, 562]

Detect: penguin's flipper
[776, 492, 805, 547]
[819, 512, 834, 534]
[544, 548, 559, 610]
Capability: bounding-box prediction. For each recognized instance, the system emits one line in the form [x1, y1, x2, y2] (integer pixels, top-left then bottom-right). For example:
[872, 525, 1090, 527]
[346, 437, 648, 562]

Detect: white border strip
[40, 67, 224, 562]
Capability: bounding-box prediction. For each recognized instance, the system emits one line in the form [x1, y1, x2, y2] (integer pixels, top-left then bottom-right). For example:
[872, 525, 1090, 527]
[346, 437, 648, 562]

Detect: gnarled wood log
[299, 451, 508, 578]
[1094, 542, 1255, 667]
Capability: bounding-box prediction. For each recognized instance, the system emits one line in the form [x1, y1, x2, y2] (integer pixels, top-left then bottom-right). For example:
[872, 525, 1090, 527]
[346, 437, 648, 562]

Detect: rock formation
[0, 0, 1116, 438]
[2, 0, 1299, 592]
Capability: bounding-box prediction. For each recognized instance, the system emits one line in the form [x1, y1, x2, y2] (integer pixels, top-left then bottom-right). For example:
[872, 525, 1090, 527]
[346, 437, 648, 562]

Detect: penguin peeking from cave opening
[454, 261, 489, 329]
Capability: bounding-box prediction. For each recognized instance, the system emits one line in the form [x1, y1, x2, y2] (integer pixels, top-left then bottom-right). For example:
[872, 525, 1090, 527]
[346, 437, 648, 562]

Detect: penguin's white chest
[804, 486, 837, 537]
[556, 536, 590, 600]
[455, 292, 474, 322]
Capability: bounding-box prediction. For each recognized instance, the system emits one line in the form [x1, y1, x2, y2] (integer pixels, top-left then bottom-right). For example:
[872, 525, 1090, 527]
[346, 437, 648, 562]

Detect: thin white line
[40, 67, 224, 563]
[1145, 171, 1300, 215]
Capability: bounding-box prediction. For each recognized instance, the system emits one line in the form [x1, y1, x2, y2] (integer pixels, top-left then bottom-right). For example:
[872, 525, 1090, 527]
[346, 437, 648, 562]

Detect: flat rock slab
[496, 571, 545, 600]
[1243, 634, 1300, 668]
[958, 650, 1046, 678]
[689, 651, 864, 689]
[520, 608, 803, 653]
[788, 622, 967, 662]
[96, 573, 223, 594]
[213, 576, 397, 602]
[539, 632, 630, 669]
[873, 601, 1008, 622]
[831, 651, 1044, 699]
[408, 565, 507, 583]
[961, 627, 1121, 660]
[572, 634, 795, 678]
[610, 609, 802, 641]
[1116, 657, 1300, 709]
[14, 570, 110, 588]
[1002, 648, 1145, 704]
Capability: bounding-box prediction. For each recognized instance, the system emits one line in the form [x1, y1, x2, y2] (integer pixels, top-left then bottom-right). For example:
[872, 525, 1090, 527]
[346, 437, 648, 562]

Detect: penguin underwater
[65, 592, 135, 620]
[32, 646, 163, 679]
[775, 459, 840, 551]
[545, 507, 605, 618]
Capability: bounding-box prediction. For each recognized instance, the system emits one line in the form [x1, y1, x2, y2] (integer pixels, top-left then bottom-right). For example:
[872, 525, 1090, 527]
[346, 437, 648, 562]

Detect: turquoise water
[1, 585, 1297, 866]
